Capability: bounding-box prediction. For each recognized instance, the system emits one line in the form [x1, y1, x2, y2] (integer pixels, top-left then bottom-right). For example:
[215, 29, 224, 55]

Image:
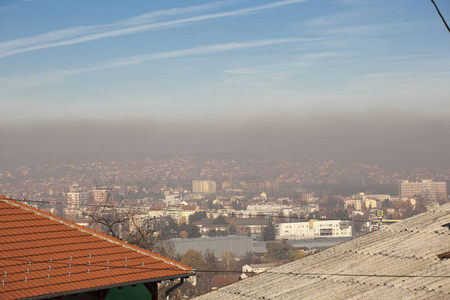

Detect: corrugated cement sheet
[171, 235, 253, 258]
[195, 203, 450, 299]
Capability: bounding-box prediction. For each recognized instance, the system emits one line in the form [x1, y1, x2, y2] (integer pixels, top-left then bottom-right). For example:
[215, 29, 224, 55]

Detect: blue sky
[1, 0, 450, 167]
[1, 0, 449, 123]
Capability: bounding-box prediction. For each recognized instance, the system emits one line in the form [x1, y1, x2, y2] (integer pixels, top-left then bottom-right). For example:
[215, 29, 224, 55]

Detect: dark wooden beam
[144, 281, 159, 299]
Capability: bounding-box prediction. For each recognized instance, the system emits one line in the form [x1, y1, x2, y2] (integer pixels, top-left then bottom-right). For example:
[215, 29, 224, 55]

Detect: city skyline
[1, 2, 449, 297]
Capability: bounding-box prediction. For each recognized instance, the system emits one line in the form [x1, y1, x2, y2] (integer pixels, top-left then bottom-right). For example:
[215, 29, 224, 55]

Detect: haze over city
[1, 0, 449, 168]
[1, 1, 450, 299]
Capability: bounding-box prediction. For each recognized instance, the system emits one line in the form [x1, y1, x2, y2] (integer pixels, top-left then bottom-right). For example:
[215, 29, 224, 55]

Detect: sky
[0, 0, 450, 167]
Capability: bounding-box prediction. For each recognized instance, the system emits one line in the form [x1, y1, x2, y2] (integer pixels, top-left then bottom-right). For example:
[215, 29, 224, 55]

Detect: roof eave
[21, 272, 196, 300]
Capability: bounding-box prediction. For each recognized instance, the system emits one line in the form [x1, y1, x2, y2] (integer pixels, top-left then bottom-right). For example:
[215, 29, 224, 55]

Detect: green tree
[189, 211, 207, 224]
[220, 251, 238, 271]
[159, 220, 179, 240]
[181, 249, 205, 270]
[326, 196, 344, 211]
[232, 201, 242, 210]
[336, 209, 349, 219]
[382, 199, 392, 208]
[401, 200, 414, 219]
[204, 249, 218, 271]
[179, 223, 201, 238]
[208, 228, 218, 237]
[212, 215, 227, 225]
[262, 222, 276, 241]
[242, 226, 251, 236]
[415, 198, 428, 214]
[265, 240, 295, 261]
[294, 250, 306, 260]
[228, 224, 237, 235]
[240, 251, 261, 266]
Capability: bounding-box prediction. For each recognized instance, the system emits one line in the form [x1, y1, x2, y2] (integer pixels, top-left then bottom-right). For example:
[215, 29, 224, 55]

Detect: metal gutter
[166, 277, 185, 300]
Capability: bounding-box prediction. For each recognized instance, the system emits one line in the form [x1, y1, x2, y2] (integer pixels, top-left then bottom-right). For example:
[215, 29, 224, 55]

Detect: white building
[165, 194, 182, 205]
[276, 219, 352, 240]
[67, 192, 88, 209]
[242, 263, 278, 274]
[363, 194, 390, 201]
[346, 194, 389, 210]
[64, 191, 89, 218]
[164, 204, 198, 224]
[364, 198, 378, 210]
[246, 204, 292, 216]
[345, 199, 363, 210]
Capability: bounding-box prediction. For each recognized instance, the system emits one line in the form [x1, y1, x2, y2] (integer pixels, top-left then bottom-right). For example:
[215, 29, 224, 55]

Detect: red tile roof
[149, 205, 164, 210]
[210, 275, 240, 289]
[181, 205, 197, 211]
[0, 195, 193, 300]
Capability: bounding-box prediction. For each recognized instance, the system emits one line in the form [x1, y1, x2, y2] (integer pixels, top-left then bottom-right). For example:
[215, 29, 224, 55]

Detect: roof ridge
[0, 195, 192, 272]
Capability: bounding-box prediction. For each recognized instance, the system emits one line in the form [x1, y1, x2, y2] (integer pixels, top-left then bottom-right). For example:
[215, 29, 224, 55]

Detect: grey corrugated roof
[252, 237, 353, 254]
[231, 218, 269, 226]
[171, 235, 251, 243]
[252, 237, 351, 247]
[195, 203, 450, 299]
[171, 235, 254, 258]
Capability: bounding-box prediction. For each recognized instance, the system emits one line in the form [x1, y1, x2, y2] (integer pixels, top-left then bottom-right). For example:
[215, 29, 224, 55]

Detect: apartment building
[93, 187, 114, 203]
[399, 180, 447, 200]
[276, 219, 352, 239]
[64, 191, 89, 218]
[192, 180, 217, 194]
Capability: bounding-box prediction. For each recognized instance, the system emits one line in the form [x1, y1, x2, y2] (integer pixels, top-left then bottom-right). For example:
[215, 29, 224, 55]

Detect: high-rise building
[64, 190, 89, 218]
[399, 180, 447, 200]
[67, 191, 89, 209]
[192, 180, 217, 194]
[93, 188, 114, 203]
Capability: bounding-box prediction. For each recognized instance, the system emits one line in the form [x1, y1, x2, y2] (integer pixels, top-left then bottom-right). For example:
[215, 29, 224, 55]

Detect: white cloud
[118, 1, 236, 25]
[223, 51, 348, 77]
[302, 10, 360, 27]
[0, 38, 320, 91]
[0, 1, 231, 57]
[323, 23, 417, 36]
[0, 0, 308, 58]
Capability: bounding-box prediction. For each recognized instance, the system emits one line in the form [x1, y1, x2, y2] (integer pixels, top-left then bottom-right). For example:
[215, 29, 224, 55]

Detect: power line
[430, 0, 450, 34]
[1, 255, 449, 280]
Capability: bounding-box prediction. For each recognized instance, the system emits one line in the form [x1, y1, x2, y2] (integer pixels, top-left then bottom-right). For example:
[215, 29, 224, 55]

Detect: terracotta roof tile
[0, 195, 193, 300]
[210, 275, 241, 289]
[181, 205, 197, 211]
